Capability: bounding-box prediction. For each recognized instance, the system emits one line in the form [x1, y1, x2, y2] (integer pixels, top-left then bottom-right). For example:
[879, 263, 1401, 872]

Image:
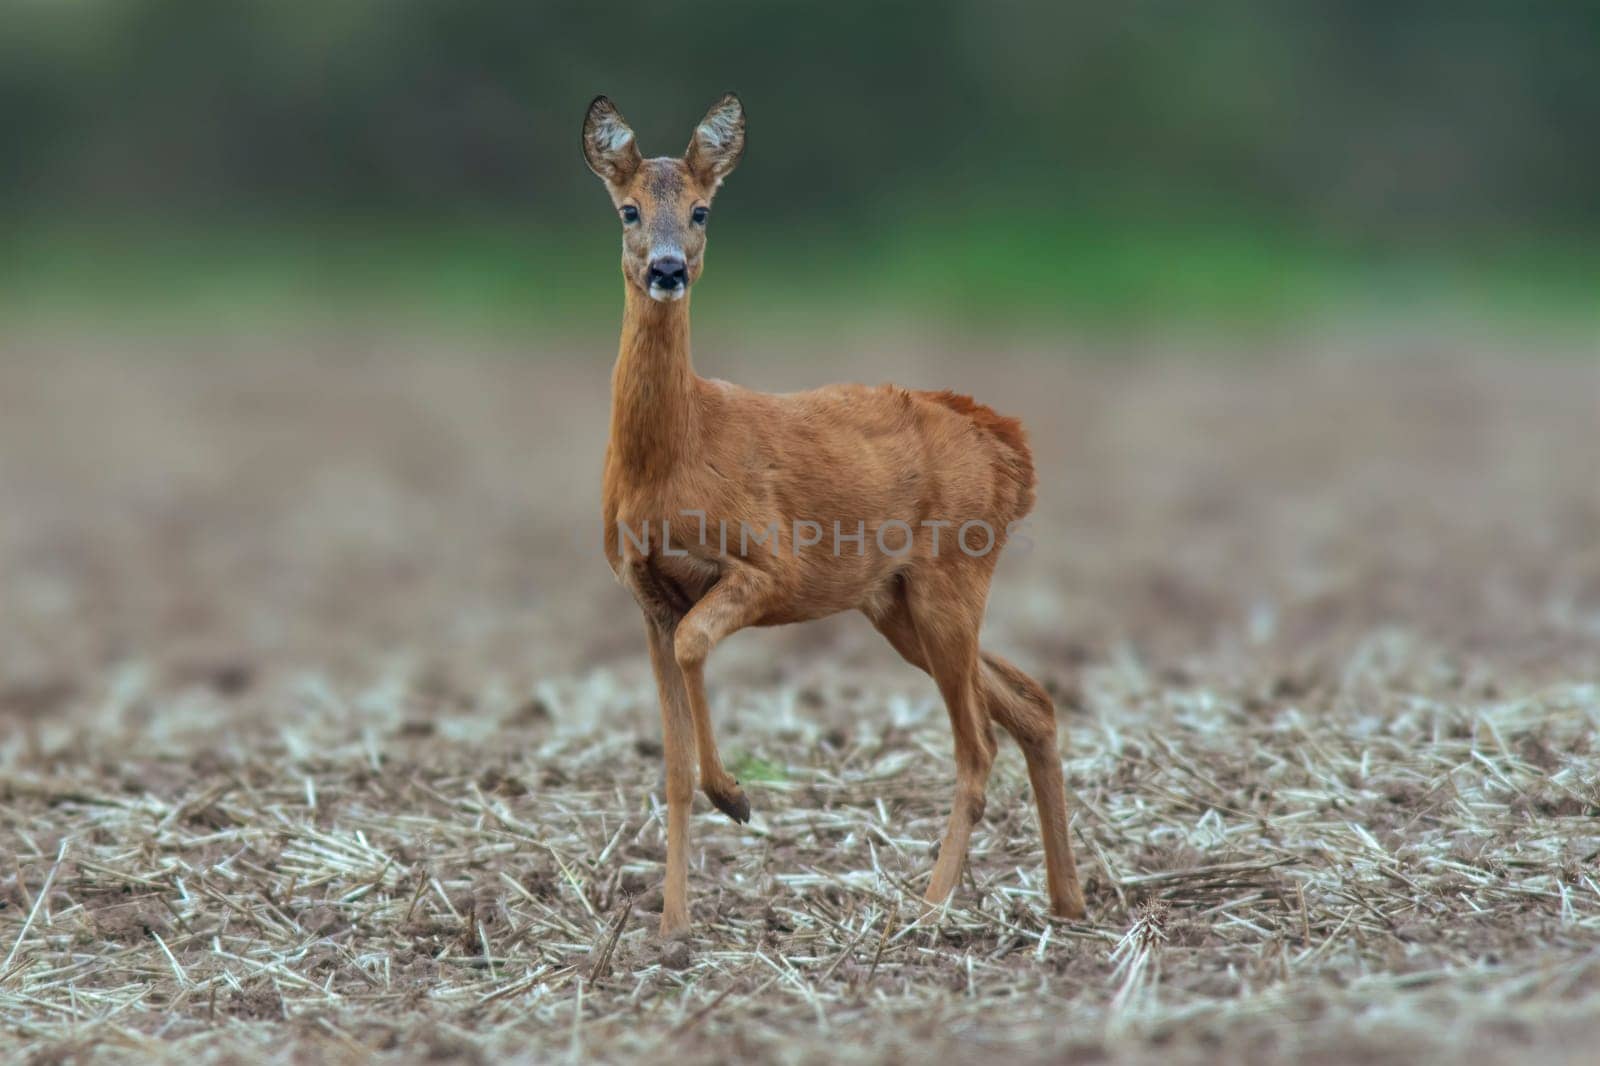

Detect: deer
[583, 93, 1087, 937]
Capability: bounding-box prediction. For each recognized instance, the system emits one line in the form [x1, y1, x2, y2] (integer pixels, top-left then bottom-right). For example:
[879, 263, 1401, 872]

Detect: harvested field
[1, 331, 1597, 1064]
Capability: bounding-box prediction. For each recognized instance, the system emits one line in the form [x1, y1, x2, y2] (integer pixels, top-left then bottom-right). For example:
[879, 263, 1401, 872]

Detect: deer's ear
[582, 96, 641, 187]
[686, 92, 745, 190]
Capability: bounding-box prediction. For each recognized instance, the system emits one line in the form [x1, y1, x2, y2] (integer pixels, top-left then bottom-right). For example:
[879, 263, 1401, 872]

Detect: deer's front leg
[644, 619, 695, 936]
[673, 565, 772, 823]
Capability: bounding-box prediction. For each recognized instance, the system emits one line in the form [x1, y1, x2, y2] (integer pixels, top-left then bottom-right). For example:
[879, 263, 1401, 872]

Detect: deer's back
[700, 378, 1036, 533]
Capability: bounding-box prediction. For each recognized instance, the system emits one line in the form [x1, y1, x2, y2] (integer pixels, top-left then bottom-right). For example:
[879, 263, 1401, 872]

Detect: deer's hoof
[1051, 895, 1089, 922]
[707, 781, 750, 824]
[659, 908, 690, 938]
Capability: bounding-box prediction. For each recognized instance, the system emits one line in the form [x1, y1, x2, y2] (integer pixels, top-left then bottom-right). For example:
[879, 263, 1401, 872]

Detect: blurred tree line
[3, 0, 1596, 242]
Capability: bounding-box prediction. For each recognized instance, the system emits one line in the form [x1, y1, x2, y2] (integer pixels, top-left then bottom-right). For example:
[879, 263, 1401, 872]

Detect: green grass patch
[727, 753, 789, 785]
[4, 213, 1596, 338]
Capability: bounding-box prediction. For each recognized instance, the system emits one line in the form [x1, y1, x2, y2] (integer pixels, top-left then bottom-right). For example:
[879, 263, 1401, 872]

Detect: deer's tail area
[914, 389, 1037, 525]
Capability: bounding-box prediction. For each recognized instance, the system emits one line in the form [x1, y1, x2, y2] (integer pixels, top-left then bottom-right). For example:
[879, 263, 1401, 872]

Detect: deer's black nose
[648, 257, 687, 290]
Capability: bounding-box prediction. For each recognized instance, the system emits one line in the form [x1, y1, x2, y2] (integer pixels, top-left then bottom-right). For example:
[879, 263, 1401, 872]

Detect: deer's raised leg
[644, 621, 696, 935]
[674, 565, 772, 825]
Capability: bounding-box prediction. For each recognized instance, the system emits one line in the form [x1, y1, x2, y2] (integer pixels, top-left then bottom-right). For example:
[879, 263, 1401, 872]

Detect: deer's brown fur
[584, 94, 1086, 935]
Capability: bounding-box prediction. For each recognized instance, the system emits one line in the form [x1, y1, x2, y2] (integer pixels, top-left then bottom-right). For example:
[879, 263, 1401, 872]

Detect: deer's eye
[620, 205, 639, 224]
[691, 206, 709, 225]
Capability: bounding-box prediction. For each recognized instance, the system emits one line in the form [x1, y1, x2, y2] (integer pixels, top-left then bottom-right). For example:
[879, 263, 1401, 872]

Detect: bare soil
[0, 329, 1597, 1064]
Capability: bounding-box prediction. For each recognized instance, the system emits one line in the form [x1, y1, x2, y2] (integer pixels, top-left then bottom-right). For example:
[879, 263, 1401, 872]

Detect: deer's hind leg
[870, 569, 997, 910]
[979, 651, 1087, 919]
[867, 576, 1087, 920]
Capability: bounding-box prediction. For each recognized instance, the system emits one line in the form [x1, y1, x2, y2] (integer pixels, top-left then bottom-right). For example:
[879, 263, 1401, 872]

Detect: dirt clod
[659, 939, 694, 971]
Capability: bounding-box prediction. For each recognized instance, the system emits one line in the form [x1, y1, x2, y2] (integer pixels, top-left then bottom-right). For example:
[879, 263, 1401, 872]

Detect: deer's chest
[606, 481, 727, 624]
[606, 465, 747, 561]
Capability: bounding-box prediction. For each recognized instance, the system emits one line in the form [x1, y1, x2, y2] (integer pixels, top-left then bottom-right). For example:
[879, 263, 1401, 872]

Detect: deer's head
[583, 93, 745, 302]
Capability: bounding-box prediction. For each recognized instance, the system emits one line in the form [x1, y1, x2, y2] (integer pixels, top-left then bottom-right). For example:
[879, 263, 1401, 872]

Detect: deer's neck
[609, 285, 698, 481]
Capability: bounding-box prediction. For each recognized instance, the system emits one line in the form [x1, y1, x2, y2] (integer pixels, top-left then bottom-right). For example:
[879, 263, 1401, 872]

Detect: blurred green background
[3, 1, 1597, 334]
